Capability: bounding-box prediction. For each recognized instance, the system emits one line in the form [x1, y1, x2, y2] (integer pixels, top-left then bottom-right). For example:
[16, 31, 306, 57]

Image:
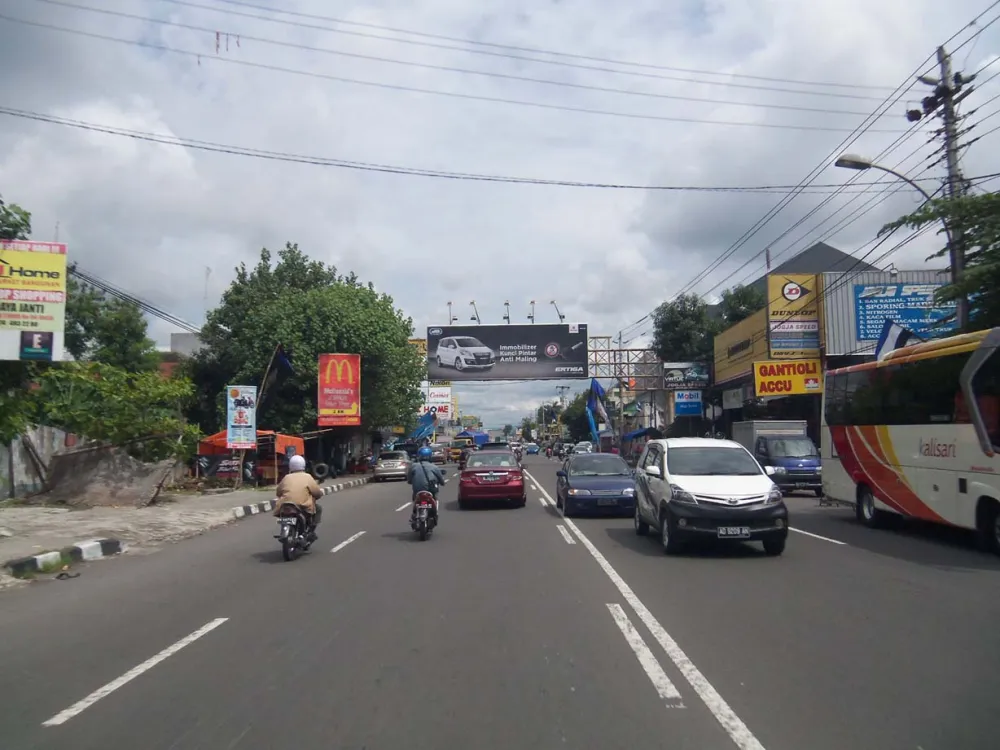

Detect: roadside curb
[3, 539, 125, 578]
[231, 476, 371, 519]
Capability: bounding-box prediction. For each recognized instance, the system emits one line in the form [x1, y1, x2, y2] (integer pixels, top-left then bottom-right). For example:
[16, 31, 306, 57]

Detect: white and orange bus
[821, 328, 1000, 554]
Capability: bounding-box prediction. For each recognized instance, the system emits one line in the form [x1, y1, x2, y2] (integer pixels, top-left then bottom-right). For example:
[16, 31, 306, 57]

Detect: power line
[69, 265, 201, 333]
[33, 0, 889, 119]
[0, 13, 913, 133]
[149, 0, 899, 100]
[5, 106, 975, 192]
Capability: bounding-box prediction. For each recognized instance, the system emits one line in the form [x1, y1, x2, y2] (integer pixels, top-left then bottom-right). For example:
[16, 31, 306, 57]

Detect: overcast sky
[2, 0, 1000, 428]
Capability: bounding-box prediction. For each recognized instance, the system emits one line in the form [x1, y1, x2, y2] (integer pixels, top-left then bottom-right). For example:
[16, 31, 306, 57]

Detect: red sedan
[457, 450, 526, 509]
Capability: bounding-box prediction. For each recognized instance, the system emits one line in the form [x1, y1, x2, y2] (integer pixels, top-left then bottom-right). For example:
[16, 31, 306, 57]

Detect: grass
[7, 550, 72, 579]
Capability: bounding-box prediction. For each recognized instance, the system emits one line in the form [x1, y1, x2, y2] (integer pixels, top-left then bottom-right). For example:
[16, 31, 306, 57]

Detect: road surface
[1, 458, 998, 749]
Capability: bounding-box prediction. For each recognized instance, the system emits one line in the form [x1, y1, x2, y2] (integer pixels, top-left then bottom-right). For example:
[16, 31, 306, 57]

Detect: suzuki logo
[428, 327, 443, 336]
[324, 357, 355, 385]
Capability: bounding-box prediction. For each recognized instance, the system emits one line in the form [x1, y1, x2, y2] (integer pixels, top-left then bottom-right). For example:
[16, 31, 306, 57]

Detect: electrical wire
[146, 0, 900, 99]
[69, 265, 201, 333]
[31, 0, 893, 118]
[0, 12, 914, 133]
[3, 106, 975, 192]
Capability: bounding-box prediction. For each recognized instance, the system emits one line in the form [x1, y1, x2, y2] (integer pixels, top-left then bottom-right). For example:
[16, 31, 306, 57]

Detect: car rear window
[467, 453, 517, 468]
[379, 452, 408, 461]
[569, 454, 629, 476]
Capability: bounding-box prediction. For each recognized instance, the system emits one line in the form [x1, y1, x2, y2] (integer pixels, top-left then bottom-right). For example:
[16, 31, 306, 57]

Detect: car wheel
[515, 495, 526, 508]
[814, 489, 823, 498]
[763, 537, 786, 556]
[563, 497, 574, 518]
[634, 503, 649, 536]
[458, 497, 468, 510]
[856, 485, 884, 528]
[436, 356, 443, 368]
[454, 357, 465, 371]
[660, 510, 681, 555]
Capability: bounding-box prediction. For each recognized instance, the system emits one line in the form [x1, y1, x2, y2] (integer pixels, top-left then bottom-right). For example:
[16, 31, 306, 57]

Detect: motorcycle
[274, 503, 314, 561]
[412, 490, 437, 541]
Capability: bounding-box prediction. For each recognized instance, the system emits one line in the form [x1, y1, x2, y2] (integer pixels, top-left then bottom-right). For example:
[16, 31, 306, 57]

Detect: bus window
[971, 348, 1000, 447]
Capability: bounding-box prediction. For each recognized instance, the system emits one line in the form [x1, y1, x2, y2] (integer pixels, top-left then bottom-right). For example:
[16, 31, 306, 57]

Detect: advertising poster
[753, 360, 823, 397]
[0, 240, 67, 362]
[853, 283, 958, 341]
[420, 385, 453, 416]
[318, 353, 362, 426]
[662, 362, 710, 390]
[425, 323, 589, 381]
[767, 274, 820, 359]
[674, 390, 703, 416]
[225, 385, 258, 449]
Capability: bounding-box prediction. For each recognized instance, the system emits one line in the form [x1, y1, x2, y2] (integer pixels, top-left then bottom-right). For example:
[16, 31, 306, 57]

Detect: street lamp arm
[865, 163, 935, 203]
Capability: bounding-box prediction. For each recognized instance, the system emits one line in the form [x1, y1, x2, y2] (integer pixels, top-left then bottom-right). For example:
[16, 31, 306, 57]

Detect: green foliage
[190, 244, 424, 433]
[560, 391, 591, 442]
[30, 362, 199, 460]
[651, 293, 720, 362]
[519, 416, 535, 441]
[718, 284, 767, 326]
[502, 424, 514, 437]
[0, 196, 31, 240]
[881, 193, 1000, 330]
[64, 272, 159, 371]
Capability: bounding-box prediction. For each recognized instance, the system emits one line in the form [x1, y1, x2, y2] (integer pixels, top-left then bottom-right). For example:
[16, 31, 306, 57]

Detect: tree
[189, 245, 424, 433]
[718, 284, 766, 326]
[882, 193, 1000, 330]
[560, 391, 591, 442]
[651, 293, 720, 362]
[0, 196, 31, 240]
[0, 199, 35, 443]
[519, 416, 535, 441]
[502, 424, 514, 438]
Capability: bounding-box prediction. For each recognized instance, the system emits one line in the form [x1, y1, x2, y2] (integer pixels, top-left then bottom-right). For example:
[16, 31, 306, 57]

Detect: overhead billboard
[853, 283, 958, 341]
[662, 362, 710, 390]
[767, 274, 820, 359]
[425, 323, 589, 381]
[753, 359, 823, 397]
[0, 240, 67, 362]
[317, 353, 361, 426]
[225, 385, 257, 449]
[713, 309, 769, 385]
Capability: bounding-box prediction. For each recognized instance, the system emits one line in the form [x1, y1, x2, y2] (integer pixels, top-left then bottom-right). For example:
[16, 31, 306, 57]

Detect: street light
[834, 153, 966, 329]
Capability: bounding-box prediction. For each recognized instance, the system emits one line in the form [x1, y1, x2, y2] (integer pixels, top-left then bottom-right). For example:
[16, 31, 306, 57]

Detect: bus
[821, 327, 1000, 554]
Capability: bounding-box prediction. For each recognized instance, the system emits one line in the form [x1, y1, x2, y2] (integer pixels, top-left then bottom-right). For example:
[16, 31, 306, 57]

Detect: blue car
[525, 443, 540, 455]
[556, 453, 636, 517]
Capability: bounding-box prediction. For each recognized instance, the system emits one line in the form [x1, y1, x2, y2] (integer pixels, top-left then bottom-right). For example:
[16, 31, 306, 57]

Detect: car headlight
[669, 484, 698, 504]
[815, 465, 822, 473]
[568, 488, 592, 496]
[766, 486, 783, 503]
[767, 465, 787, 474]
[622, 487, 635, 496]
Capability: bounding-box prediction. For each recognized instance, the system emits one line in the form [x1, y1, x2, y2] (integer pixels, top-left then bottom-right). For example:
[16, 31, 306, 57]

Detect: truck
[731, 420, 822, 496]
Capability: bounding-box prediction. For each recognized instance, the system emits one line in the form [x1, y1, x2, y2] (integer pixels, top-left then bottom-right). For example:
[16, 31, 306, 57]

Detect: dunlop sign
[317, 353, 361, 426]
[753, 359, 824, 397]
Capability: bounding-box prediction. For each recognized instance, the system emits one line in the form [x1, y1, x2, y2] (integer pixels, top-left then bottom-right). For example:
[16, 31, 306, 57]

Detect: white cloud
[2, 0, 998, 425]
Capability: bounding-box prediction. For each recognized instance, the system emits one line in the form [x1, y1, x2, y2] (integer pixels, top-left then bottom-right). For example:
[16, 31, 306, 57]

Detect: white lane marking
[42, 618, 228, 726]
[537, 495, 550, 507]
[790, 527, 846, 545]
[556, 524, 576, 545]
[331, 531, 366, 553]
[524, 470, 766, 750]
[530, 483, 539, 491]
[394, 502, 410, 512]
[606, 603, 683, 705]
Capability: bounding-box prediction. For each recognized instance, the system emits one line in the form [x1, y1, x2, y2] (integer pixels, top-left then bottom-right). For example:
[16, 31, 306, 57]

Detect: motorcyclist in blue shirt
[407, 446, 446, 527]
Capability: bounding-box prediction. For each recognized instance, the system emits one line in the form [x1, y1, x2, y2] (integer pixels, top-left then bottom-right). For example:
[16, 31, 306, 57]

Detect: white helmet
[289, 455, 306, 472]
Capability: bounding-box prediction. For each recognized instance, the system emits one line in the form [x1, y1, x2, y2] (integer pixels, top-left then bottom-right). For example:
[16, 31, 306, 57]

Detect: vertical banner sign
[0, 240, 67, 362]
[674, 390, 703, 416]
[318, 353, 362, 426]
[766, 274, 820, 359]
[226, 385, 258, 449]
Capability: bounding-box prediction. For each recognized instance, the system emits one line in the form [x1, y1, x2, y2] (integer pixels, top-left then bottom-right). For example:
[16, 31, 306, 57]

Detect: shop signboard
[722, 388, 743, 410]
[225, 385, 258, 449]
[767, 274, 820, 359]
[713, 309, 769, 385]
[318, 353, 362, 426]
[0, 240, 67, 362]
[753, 359, 824, 397]
[662, 362, 710, 390]
[674, 390, 703, 416]
[425, 323, 589, 381]
[853, 283, 958, 341]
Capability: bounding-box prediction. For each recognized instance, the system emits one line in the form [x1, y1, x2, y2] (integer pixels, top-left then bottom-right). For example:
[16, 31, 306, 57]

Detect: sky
[2, 0, 1000, 428]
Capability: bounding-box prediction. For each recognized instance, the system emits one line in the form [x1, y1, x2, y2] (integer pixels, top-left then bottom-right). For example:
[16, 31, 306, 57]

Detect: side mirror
[764, 465, 776, 476]
[556, 470, 567, 478]
[646, 465, 661, 478]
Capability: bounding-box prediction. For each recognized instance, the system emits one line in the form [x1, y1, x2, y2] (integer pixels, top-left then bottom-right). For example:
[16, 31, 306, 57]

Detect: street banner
[753, 359, 824, 397]
[767, 274, 820, 359]
[0, 240, 67, 362]
[226, 385, 258, 449]
[425, 323, 589, 381]
[662, 362, 710, 390]
[318, 353, 362, 426]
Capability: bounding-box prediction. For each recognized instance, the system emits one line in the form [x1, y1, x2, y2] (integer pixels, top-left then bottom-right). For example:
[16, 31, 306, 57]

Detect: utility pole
[909, 45, 973, 329]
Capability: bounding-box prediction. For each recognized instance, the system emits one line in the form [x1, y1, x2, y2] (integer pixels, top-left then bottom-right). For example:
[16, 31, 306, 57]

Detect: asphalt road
[1, 458, 998, 750]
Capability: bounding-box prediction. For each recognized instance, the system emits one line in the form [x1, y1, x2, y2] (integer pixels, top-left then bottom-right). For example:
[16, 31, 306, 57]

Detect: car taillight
[511, 471, 523, 483]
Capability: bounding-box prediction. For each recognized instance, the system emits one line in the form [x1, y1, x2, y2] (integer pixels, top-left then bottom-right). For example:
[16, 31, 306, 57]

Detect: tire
[814, 489, 823, 498]
[419, 526, 428, 541]
[563, 498, 574, 518]
[436, 356, 443, 368]
[282, 539, 297, 561]
[312, 462, 330, 479]
[976, 499, 1000, 556]
[660, 509, 682, 555]
[515, 495, 526, 508]
[763, 537, 786, 556]
[856, 485, 884, 527]
[454, 357, 465, 372]
[634, 503, 649, 536]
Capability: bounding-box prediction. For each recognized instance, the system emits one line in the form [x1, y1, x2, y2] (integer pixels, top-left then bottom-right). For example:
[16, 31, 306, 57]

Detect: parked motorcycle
[274, 503, 314, 561]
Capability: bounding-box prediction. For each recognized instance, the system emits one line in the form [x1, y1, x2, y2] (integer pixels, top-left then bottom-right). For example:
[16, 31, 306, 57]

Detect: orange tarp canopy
[197, 430, 305, 457]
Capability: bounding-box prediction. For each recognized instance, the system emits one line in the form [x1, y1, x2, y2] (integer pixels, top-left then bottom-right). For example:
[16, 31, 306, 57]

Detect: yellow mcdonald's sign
[324, 355, 355, 385]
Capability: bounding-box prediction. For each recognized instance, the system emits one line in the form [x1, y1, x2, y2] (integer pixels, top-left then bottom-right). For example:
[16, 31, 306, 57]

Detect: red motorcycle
[412, 490, 438, 541]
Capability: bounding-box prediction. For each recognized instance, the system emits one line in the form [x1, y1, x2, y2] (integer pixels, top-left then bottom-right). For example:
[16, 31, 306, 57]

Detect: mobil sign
[674, 390, 702, 417]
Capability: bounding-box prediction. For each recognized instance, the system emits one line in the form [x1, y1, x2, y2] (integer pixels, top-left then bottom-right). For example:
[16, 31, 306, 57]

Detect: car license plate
[597, 498, 619, 506]
[717, 526, 751, 538]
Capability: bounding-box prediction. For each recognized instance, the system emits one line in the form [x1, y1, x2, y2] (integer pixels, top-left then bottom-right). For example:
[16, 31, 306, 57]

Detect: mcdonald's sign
[317, 353, 361, 426]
